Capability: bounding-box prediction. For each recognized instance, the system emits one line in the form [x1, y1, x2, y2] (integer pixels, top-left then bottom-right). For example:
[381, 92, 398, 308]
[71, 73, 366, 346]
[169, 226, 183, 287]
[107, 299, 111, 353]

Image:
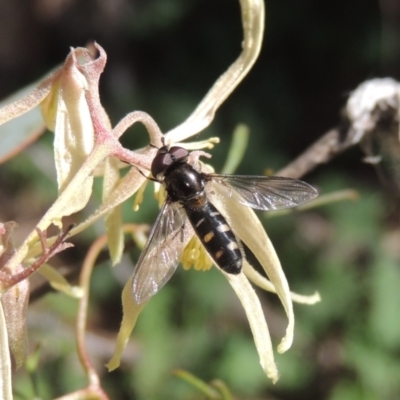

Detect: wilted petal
[0, 68, 60, 127]
[223, 270, 279, 383]
[36, 46, 113, 228]
[1, 264, 29, 369]
[50, 49, 95, 195]
[0, 82, 47, 163]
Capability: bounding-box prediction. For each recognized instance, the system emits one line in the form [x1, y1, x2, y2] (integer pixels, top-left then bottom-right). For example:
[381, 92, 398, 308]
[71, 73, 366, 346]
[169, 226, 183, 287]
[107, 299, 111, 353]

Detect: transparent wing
[210, 174, 318, 210]
[132, 201, 188, 304]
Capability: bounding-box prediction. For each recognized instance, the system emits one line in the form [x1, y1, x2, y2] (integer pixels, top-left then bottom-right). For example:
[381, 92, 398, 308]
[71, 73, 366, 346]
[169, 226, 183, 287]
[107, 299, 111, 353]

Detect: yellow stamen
[171, 137, 220, 151]
[180, 235, 213, 271]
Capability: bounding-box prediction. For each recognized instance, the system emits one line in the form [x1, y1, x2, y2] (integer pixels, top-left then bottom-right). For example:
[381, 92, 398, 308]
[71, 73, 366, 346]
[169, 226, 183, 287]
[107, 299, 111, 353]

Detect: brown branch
[0, 226, 73, 290]
[276, 123, 355, 179]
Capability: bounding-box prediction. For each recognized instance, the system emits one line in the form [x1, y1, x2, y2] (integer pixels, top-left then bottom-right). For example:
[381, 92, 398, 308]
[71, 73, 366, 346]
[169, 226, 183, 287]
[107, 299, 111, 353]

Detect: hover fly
[132, 143, 318, 304]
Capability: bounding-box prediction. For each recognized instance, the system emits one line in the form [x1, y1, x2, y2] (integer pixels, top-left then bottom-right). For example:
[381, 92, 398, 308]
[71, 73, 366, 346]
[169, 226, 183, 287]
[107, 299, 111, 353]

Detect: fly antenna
[150, 136, 167, 149]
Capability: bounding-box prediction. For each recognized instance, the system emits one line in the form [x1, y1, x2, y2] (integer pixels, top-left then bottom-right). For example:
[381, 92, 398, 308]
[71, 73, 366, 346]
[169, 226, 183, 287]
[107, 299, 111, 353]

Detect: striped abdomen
[185, 200, 242, 274]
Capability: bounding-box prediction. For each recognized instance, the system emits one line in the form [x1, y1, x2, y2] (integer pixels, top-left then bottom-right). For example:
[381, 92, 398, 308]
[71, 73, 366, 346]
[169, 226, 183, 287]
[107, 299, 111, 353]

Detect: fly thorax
[164, 162, 205, 202]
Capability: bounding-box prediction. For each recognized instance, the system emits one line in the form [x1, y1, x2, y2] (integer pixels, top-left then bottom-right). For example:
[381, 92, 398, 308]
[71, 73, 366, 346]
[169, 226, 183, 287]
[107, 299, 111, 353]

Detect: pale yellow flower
[0, 0, 321, 386]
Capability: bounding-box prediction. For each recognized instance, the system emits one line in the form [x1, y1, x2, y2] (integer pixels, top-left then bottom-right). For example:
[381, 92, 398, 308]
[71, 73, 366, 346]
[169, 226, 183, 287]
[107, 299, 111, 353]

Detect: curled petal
[165, 0, 265, 143]
[243, 263, 321, 305]
[74, 43, 111, 131]
[223, 271, 279, 383]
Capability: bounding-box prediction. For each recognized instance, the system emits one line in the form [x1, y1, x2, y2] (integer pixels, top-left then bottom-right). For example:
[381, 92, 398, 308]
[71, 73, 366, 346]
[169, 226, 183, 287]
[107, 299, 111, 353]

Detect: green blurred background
[1, 0, 400, 399]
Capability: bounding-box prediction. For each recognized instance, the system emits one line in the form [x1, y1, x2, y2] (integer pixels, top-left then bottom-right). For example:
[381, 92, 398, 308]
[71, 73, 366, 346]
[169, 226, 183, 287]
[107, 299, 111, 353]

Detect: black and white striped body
[163, 160, 242, 274]
[186, 199, 242, 274]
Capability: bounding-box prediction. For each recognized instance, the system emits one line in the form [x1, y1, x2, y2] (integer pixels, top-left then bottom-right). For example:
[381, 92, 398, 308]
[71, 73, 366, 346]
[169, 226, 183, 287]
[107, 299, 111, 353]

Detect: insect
[132, 143, 318, 304]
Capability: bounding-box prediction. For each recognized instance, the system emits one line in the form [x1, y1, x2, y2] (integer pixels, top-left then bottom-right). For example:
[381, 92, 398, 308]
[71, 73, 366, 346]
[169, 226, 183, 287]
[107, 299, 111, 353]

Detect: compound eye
[150, 146, 190, 178]
[169, 146, 189, 161]
[151, 151, 173, 178]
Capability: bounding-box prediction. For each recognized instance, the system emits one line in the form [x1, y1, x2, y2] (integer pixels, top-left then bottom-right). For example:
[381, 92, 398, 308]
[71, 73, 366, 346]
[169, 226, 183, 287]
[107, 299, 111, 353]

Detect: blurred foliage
[1, 0, 400, 399]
